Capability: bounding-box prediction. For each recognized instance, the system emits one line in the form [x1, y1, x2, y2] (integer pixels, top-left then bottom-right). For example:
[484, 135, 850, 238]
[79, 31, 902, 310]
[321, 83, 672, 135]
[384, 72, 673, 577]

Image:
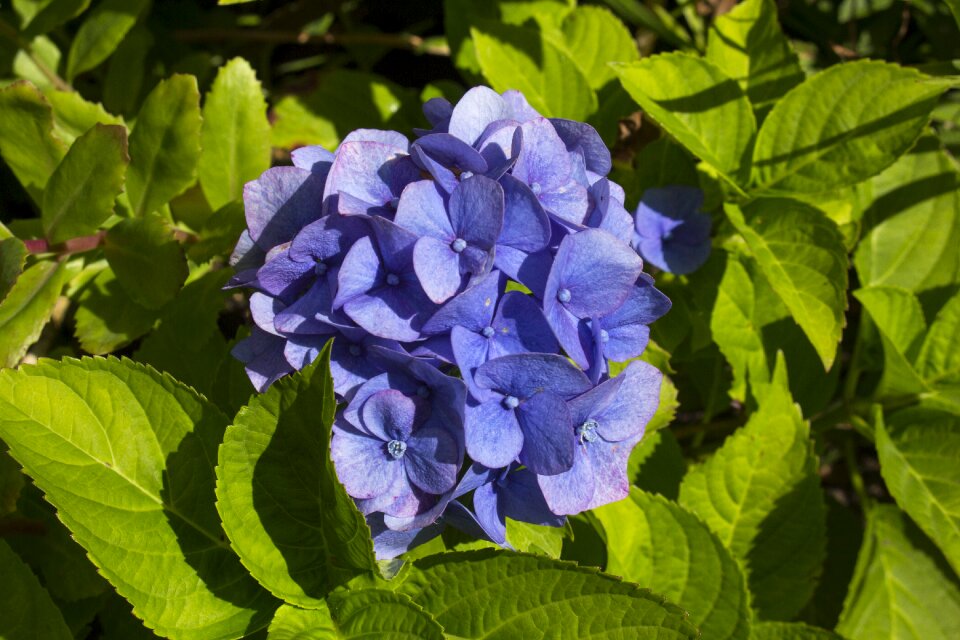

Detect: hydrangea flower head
[230, 86, 672, 560]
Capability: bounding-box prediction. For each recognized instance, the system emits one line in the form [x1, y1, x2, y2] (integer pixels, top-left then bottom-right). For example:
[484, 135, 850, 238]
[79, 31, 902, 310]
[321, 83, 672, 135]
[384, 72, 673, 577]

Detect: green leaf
[397, 550, 701, 638]
[42, 123, 128, 243]
[0, 236, 27, 303]
[133, 269, 236, 404]
[628, 428, 686, 500]
[103, 213, 189, 309]
[74, 267, 158, 354]
[853, 287, 929, 397]
[470, 21, 597, 120]
[0, 81, 67, 202]
[103, 24, 153, 117]
[916, 290, 960, 384]
[12, 35, 62, 90]
[272, 70, 416, 151]
[614, 52, 756, 186]
[948, 0, 960, 29]
[6, 483, 109, 602]
[854, 135, 960, 294]
[751, 61, 952, 194]
[561, 6, 638, 89]
[0, 357, 278, 639]
[46, 89, 125, 146]
[127, 74, 203, 217]
[711, 252, 768, 401]
[198, 58, 271, 210]
[0, 443, 24, 516]
[505, 519, 565, 558]
[595, 489, 752, 640]
[0, 260, 72, 368]
[0, 539, 72, 640]
[836, 505, 960, 640]
[877, 407, 960, 577]
[679, 356, 826, 620]
[726, 199, 848, 369]
[752, 622, 844, 639]
[216, 345, 377, 607]
[268, 591, 445, 640]
[705, 0, 804, 120]
[65, 0, 149, 81]
[20, 0, 91, 38]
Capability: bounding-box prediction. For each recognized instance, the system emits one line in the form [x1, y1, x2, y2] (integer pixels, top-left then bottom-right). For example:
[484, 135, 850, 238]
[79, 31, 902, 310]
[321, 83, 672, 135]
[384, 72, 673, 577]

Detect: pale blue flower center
[530, 182, 542, 196]
[314, 260, 328, 276]
[417, 385, 431, 399]
[557, 288, 571, 303]
[349, 344, 362, 357]
[461, 171, 474, 180]
[576, 419, 600, 444]
[502, 395, 520, 410]
[386, 273, 401, 286]
[482, 326, 496, 338]
[451, 238, 467, 253]
[387, 439, 407, 459]
[599, 329, 610, 343]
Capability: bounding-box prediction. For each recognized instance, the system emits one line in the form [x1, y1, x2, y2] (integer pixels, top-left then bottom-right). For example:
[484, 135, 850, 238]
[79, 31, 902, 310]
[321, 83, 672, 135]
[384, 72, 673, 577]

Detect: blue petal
[473, 480, 507, 544]
[414, 236, 465, 304]
[502, 90, 541, 121]
[497, 175, 552, 253]
[549, 119, 612, 176]
[475, 353, 591, 400]
[405, 424, 460, 494]
[477, 122, 522, 179]
[451, 325, 492, 401]
[410, 144, 458, 194]
[368, 513, 443, 560]
[340, 129, 409, 149]
[289, 214, 369, 265]
[414, 133, 489, 174]
[450, 175, 504, 249]
[517, 391, 575, 475]
[500, 467, 566, 527]
[421, 269, 501, 335]
[591, 360, 661, 442]
[331, 421, 398, 499]
[490, 291, 559, 357]
[249, 292, 283, 336]
[493, 246, 552, 300]
[256, 250, 314, 300]
[543, 297, 592, 368]
[324, 141, 419, 212]
[448, 86, 510, 145]
[464, 398, 524, 470]
[537, 444, 595, 515]
[231, 327, 292, 392]
[394, 180, 454, 240]
[423, 97, 453, 127]
[333, 236, 384, 309]
[291, 145, 335, 173]
[343, 284, 432, 342]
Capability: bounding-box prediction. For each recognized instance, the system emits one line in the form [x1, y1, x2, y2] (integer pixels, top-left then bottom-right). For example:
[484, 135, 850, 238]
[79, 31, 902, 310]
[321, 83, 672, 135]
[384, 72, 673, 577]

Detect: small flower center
[314, 260, 328, 276]
[502, 395, 520, 410]
[481, 326, 496, 338]
[348, 344, 362, 357]
[557, 288, 571, 303]
[386, 273, 401, 286]
[530, 182, 542, 196]
[599, 329, 610, 343]
[451, 238, 467, 253]
[417, 385, 431, 399]
[460, 171, 474, 180]
[386, 439, 407, 459]
[576, 419, 600, 444]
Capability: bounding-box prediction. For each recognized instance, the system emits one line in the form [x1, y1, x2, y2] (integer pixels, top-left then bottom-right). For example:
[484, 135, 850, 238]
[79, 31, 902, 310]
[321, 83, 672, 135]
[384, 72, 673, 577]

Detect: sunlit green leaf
[66, 0, 149, 81]
[0, 260, 72, 368]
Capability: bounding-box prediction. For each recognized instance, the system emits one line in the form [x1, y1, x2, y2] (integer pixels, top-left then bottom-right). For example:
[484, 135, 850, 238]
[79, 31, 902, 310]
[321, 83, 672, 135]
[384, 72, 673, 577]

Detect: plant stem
[173, 28, 450, 56]
[843, 434, 872, 509]
[24, 228, 198, 257]
[0, 17, 73, 92]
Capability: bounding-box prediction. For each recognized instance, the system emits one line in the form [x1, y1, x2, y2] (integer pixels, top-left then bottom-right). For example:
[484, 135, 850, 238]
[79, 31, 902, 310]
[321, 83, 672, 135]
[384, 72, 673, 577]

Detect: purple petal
[475, 353, 591, 399]
[324, 142, 419, 211]
[394, 180, 455, 240]
[540, 179, 590, 226]
[421, 269, 501, 334]
[405, 424, 460, 494]
[329, 335, 395, 399]
[361, 389, 419, 442]
[497, 175, 552, 253]
[249, 292, 283, 335]
[512, 118, 572, 192]
[291, 145, 335, 173]
[340, 129, 409, 149]
[517, 391, 575, 475]
[410, 144, 458, 193]
[584, 435, 639, 511]
[538, 446, 595, 515]
[244, 166, 326, 250]
[448, 86, 510, 145]
[502, 90, 541, 122]
[367, 214, 419, 275]
[414, 236, 464, 304]
[256, 251, 314, 299]
[231, 327, 292, 392]
[275, 273, 354, 335]
[450, 174, 504, 248]
[592, 360, 661, 442]
[229, 230, 264, 272]
[356, 471, 425, 518]
[499, 468, 566, 527]
[331, 423, 399, 499]
[493, 247, 552, 300]
[545, 228, 643, 319]
[543, 297, 592, 367]
[464, 398, 524, 469]
[451, 325, 493, 400]
[549, 119, 612, 176]
[414, 133, 489, 174]
[333, 236, 384, 308]
[490, 291, 558, 357]
[343, 286, 430, 342]
[477, 121, 522, 179]
[289, 214, 369, 264]
[423, 97, 453, 127]
[368, 513, 442, 560]
[474, 481, 507, 544]
[283, 335, 330, 370]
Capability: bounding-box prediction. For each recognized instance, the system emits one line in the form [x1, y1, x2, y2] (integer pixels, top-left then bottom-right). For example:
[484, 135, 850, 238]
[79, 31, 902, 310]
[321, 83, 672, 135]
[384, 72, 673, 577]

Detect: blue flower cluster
[229, 87, 671, 559]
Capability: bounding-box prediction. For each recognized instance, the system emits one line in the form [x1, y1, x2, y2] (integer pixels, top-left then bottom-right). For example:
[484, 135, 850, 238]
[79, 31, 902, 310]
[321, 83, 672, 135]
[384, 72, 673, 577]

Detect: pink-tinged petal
[464, 399, 524, 469]
[516, 391, 575, 475]
[333, 236, 383, 309]
[405, 424, 460, 494]
[537, 446, 595, 516]
[448, 86, 510, 145]
[413, 236, 463, 304]
[330, 424, 398, 499]
[340, 129, 409, 149]
[583, 435, 639, 511]
[361, 389, 419, 442]
[593, 360, 661, 442]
